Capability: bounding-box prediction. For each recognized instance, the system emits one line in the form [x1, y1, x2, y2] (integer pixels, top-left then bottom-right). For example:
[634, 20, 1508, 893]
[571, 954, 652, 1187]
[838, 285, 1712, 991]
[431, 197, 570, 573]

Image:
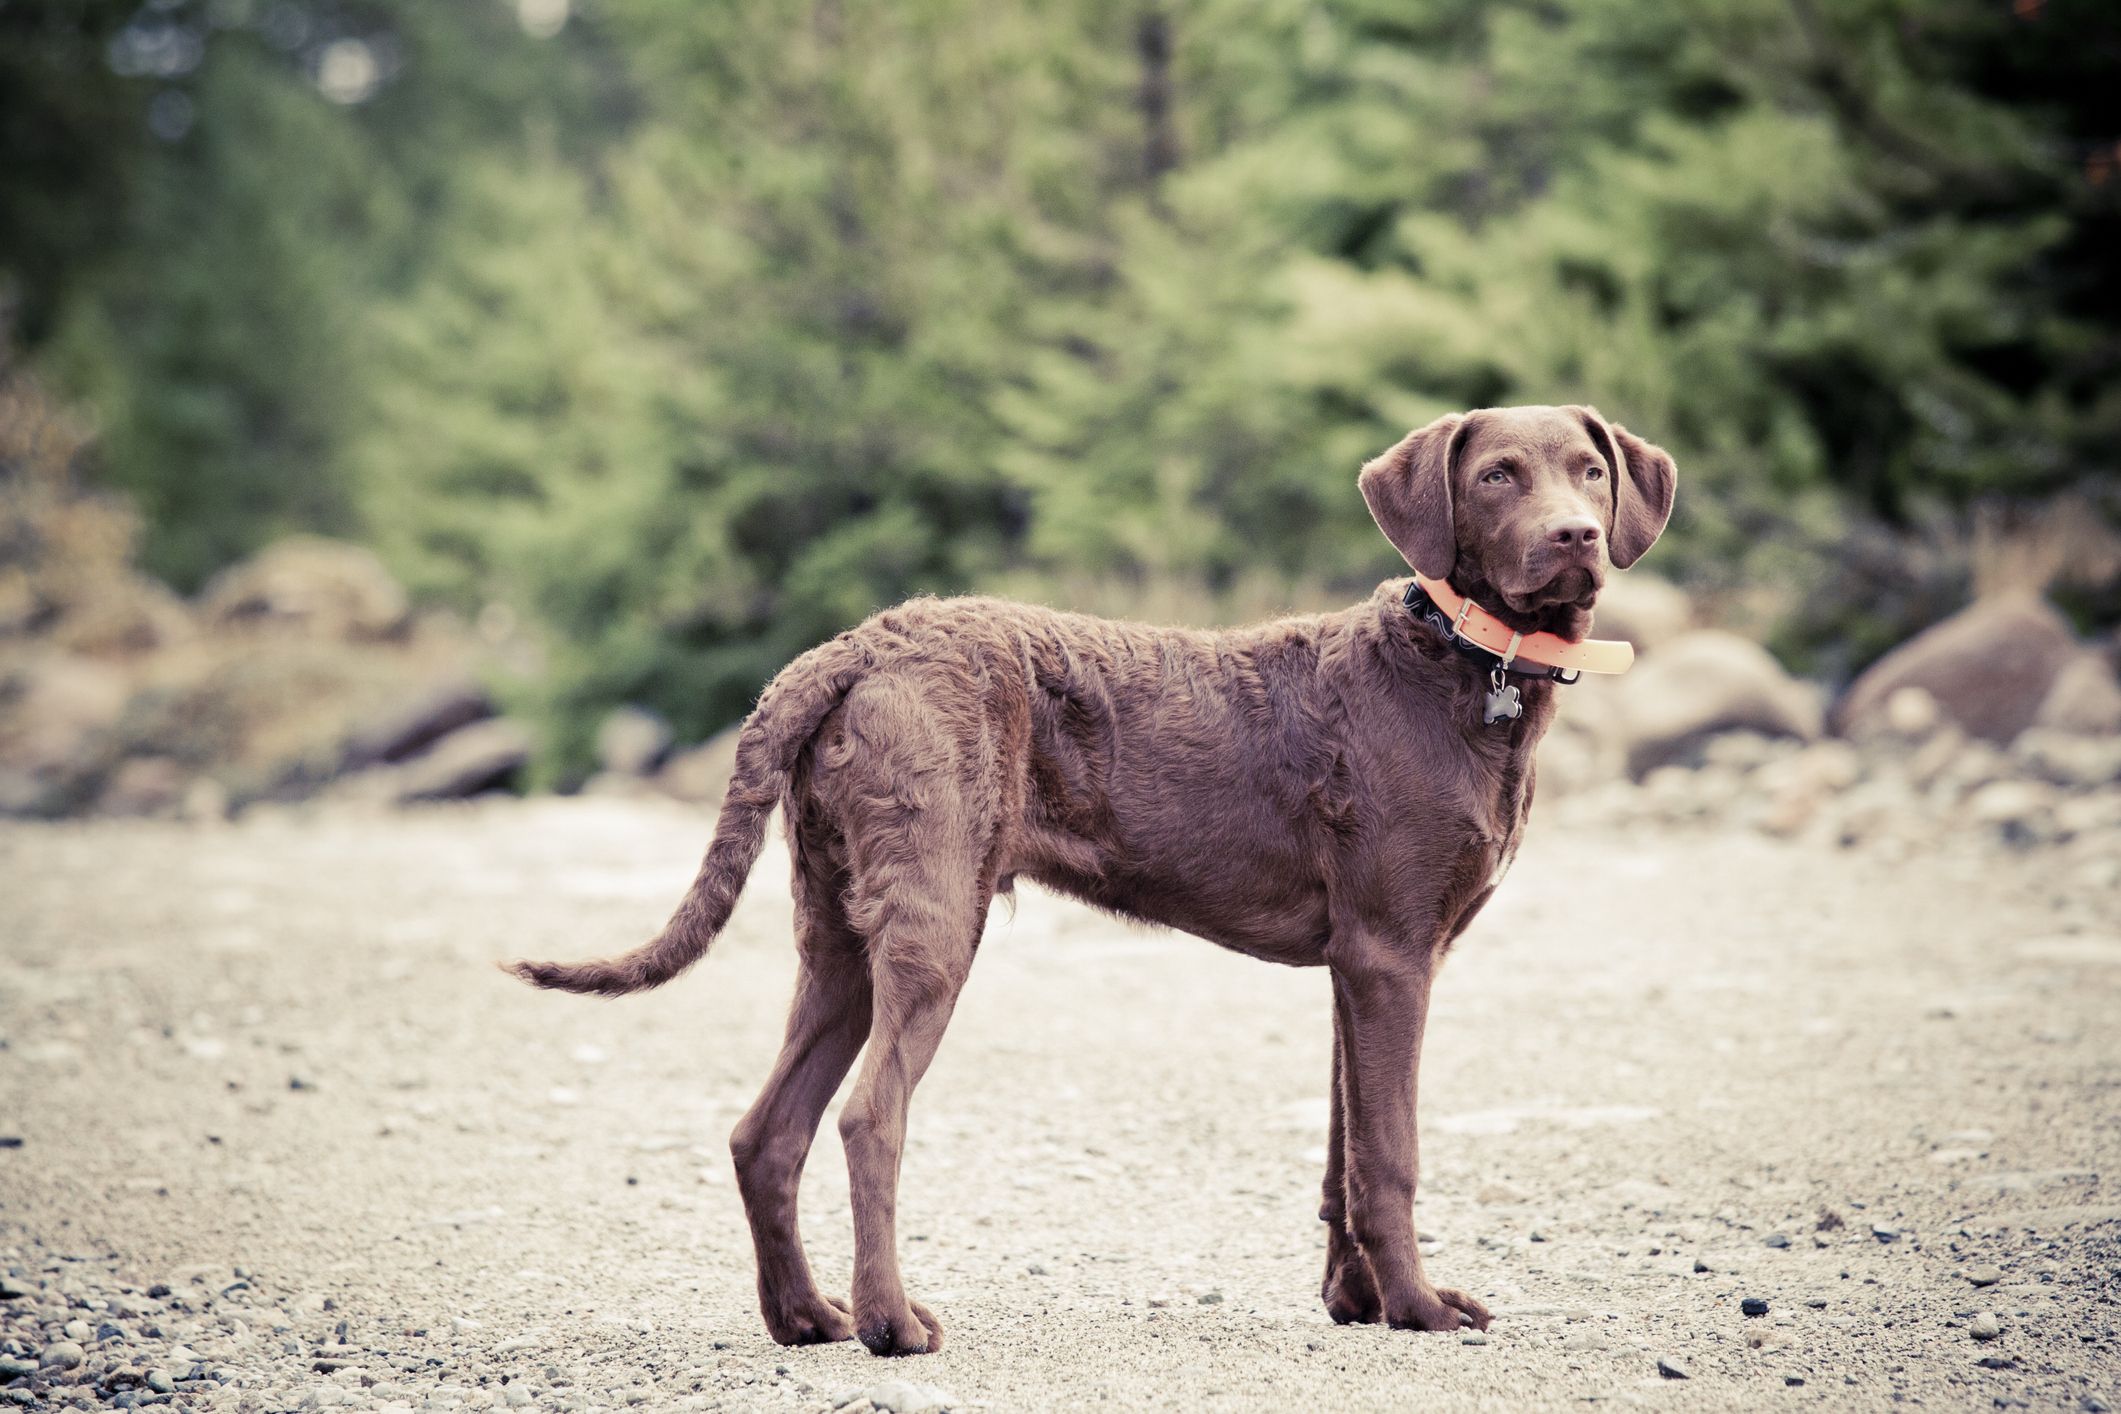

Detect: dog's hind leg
[835, 856, 984, 1356]
[730, 862, 873, 1346]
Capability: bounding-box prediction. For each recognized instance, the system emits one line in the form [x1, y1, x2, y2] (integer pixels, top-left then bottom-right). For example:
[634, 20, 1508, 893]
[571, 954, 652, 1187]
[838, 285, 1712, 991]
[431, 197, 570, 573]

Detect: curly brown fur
[507, 404, 1677, 1354]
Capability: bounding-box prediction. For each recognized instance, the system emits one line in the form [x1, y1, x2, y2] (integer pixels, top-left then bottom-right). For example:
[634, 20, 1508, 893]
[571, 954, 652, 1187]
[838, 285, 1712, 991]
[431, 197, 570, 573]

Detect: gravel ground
[2, 795, 2117, 1412]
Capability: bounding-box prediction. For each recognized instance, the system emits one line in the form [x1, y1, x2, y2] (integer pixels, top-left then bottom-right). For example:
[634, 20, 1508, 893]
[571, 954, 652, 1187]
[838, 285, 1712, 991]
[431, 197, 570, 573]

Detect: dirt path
[2, 796, 2117, 1412]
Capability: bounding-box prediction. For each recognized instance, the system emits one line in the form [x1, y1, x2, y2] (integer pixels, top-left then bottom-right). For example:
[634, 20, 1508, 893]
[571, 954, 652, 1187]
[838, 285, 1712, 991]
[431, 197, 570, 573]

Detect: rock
[1196, 1290, 1223, 1305]
[2035, 652, 2121, 735]
[393, 719, 532, 803]
[655, 727, 741, 804]
[863, 1380, 953, 1414]
[40, 1340, 84, 1369]
[1613, 631, 1824, 779]
[1692, 1258, 1711, 1273]
[594, 707, 673, 777]
[1657, 1356, 1690, 1379]
[503, 1388, 532, 1408]
[1970, 1311, 2003, 1341]
[2082, 1396, 2111, 1413]
[1741, 1297, 1769, 1317]
[1460, 1330, 1489, 1345]
[0, 652, 131, 815]
[1534, 720, 1610, 798]
[1754, 740, 1863, 836]
[1882, 685, 1946, 740]
[1870, 1222, 1901, 1242]
[1836, 594, 2080, 745]
[180, 775, 230, 823]
[61, 1318, 90, 1342]
[1964, 780, 2062, 845]
[0, 1356, 33, 1379]
[1967, 1265, 2003, 1287]
[1590, 573, 1693, 655]
[199, 536, 410, 641]
[95, 755, 190, 818]
[2012, 729, 2121, 790]
[144, 1371, 174, 1395]
[1764, 1233, 1792, 1248]
[342, 680, 493, 769]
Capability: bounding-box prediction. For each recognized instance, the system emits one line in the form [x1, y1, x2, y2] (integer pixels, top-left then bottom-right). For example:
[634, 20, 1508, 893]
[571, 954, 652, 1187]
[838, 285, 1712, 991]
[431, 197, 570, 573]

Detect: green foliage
[4, 0, 2116, 769]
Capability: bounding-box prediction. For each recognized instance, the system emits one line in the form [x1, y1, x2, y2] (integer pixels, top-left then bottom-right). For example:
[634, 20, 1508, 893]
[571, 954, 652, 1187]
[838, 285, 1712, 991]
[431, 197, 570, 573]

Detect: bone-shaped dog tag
[1483, 673, 1522, 725]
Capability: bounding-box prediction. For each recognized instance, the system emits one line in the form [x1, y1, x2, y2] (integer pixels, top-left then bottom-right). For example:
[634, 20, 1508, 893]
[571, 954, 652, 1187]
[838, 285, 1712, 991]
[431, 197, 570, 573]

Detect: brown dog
[509, 404, 1676, 1355]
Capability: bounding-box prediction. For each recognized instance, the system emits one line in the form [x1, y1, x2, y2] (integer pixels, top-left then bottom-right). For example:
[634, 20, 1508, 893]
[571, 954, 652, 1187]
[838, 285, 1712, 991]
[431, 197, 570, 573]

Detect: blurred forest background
[3, 0, 2119, 785]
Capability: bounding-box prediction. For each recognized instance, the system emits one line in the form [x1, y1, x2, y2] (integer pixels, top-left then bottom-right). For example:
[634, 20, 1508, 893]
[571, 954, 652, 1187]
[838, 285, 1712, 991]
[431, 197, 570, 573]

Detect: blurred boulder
[41, 575, 194, 657]
[2031, 652, 2121, 736]
[1926, 737, 2013, 800]
[95, 756, 189, 818]
[1963, 779, 2062, 846]
[1533, 721, 1603, 798]
[656, 727, 742, 804]
[595, 706, 674, 777]
[392, 719, 531, 803]
[0, 652, 131, 815]
[2009, 728, 2121, 791]
[198, 536, 410, 641]
[1613, 631, 1824, 780]
[342, 679, 493, 770]
[1835, 594, 2077, 745]
[1753, 739, 1862, 838]
[1589, 573, 1692, 655]
[1880, 686, 1945, 743]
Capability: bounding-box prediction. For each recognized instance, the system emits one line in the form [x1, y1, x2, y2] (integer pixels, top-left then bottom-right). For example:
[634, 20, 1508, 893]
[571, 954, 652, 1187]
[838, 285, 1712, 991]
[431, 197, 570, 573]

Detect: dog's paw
[856, 1297, 944, 1357]
[1389, 1284, 1492, 1333]
[1321, 1260, 1383, 1325]
[764, 1293, 855, 1346]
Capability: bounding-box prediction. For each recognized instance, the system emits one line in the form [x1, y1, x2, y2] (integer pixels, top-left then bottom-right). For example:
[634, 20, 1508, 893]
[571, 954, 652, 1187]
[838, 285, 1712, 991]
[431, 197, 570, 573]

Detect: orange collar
[1409, 573, 1635, 677]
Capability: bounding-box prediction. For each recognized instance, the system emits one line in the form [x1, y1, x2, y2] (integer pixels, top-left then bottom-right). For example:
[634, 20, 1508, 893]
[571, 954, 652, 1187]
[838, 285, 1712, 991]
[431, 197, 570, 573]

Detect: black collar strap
[1401, 580, 1581, 684]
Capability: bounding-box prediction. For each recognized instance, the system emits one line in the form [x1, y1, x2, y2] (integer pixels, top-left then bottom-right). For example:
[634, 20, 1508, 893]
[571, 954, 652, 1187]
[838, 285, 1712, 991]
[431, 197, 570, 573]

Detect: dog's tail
[503, 635, 869, 997]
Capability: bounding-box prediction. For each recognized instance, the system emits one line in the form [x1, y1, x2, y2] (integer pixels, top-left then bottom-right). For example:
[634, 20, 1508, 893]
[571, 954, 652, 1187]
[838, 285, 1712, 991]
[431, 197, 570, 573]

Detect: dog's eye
[1481, 468, 1510, 486]
[1583, 464, 1606, 480]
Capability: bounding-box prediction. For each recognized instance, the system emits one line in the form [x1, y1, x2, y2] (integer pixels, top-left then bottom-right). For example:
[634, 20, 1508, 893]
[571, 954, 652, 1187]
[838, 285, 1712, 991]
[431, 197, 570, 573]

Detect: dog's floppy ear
[1572, 406, 1677, 569]
[1359, 413, 1470, 580]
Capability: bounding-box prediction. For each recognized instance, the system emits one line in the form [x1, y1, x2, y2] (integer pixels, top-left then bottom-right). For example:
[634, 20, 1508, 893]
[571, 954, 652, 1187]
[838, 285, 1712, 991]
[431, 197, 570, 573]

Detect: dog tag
[1482, 672, 1522, 725]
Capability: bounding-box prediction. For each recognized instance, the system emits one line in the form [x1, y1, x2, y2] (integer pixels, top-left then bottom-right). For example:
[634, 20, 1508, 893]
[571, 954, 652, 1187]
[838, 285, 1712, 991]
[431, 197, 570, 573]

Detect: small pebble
[41, 1340, 85, 1370]
[1764, 1233, 1791, 1249]
[1967, 1265, 2003, 1287]
[145, 1371, 175, 1394]
[1871, 1223, 1900, 1243]
[1741, 1298, 1769, 1318]
[62, 1319, 90, 1342]
[1970, 1311, 2003, 1341]
[1460, 1330, 1488, 1346]
[1657, 1356, 1690, 1380]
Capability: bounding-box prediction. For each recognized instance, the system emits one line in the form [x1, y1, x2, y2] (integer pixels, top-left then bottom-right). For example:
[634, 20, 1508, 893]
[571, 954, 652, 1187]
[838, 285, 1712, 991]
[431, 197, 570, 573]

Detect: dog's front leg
[1327, 935, 1491, 1333]
[1320, 1008, 1384, 1323]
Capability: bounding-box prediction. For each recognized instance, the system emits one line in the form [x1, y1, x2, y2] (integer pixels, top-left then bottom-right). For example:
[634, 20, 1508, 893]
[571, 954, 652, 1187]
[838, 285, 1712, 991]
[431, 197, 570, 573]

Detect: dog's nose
[1544, 516, 1601, 549]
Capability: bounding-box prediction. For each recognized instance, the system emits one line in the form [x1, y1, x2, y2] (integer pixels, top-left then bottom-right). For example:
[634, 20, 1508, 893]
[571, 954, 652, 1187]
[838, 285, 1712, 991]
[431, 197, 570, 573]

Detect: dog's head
[1359, 405, 1676, 636]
